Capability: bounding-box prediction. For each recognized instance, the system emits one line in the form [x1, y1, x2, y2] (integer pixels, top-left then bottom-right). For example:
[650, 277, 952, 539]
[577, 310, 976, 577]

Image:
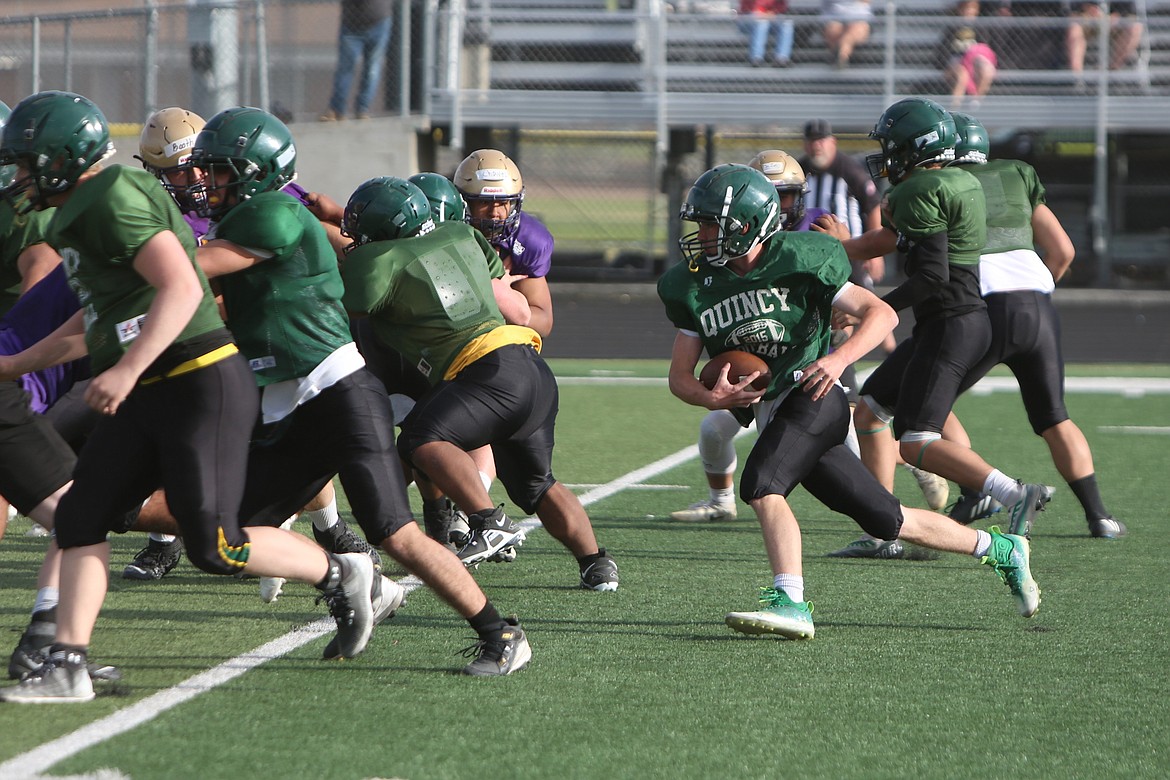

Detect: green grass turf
[0, 361, 1167, 779]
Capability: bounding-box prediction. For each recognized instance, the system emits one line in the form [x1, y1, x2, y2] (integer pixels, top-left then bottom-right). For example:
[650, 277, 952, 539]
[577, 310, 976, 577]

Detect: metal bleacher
[430, 0, 1170, 133]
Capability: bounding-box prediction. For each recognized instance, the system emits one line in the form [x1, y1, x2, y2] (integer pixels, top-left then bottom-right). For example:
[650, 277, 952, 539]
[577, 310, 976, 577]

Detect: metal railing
[1, 0, 1168, 284]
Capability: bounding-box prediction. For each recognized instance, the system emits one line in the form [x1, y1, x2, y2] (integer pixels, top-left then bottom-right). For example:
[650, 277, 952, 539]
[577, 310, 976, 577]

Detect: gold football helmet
[452, 148, 524, 243]
[748, 149, 807, 230]
[136, 107, 206, 211]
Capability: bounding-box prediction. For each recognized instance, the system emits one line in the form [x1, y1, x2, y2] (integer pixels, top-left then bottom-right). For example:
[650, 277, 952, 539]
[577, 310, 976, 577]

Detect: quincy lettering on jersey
[657, 231, 850, 400]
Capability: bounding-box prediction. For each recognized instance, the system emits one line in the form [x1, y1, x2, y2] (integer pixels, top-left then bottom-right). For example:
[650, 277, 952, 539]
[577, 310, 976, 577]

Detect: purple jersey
[491, 212, 553, 278]
[0, 265, 88, 413]
[182, 182, 314, 243]
[793, 206, 830, 233]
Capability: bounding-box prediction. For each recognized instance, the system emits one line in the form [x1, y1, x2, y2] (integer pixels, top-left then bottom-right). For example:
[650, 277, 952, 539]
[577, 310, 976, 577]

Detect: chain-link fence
[2, 1, 1169, 284]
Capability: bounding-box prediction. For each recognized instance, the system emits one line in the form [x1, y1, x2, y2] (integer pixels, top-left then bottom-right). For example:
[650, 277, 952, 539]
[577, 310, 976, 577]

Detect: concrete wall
[107, 115, 423, 205]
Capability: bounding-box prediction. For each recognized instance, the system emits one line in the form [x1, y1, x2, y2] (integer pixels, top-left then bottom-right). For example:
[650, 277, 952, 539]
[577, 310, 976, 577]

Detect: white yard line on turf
[6, 371, 1162, 777]
[1, 432, 754, 779]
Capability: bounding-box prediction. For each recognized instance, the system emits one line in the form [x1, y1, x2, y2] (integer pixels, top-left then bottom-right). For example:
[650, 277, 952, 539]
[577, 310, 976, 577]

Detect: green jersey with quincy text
[47, 165, 222, 375]
[657, 231, 850, 399]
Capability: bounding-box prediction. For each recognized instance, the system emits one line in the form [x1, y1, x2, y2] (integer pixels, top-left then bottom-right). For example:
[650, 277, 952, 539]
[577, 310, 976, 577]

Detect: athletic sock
[148, 532, 176, 544]
[710, 486, 735, 506]
[972, 529, 992, 558]
[468, 602, 506, 637]
[983, 470, 1025, 507]
[33, 587, 59, 616]
[773, 573, 805, 605]
[304, 495, 340, 532]
[1068, 474, 1110, 521]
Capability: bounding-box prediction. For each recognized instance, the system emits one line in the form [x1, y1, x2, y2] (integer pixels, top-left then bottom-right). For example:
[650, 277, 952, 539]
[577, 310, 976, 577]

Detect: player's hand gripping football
[706, 363, 766, 410]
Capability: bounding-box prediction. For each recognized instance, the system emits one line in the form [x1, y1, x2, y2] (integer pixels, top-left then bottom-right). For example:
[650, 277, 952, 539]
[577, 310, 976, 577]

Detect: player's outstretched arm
[0, 310, 86, 381]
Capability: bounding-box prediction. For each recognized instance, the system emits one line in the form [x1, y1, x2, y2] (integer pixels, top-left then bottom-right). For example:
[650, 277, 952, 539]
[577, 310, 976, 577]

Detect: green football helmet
[0, 91, 114, 210]
[189, 106, 296, 219]
[866, 97, 957, 184]
[342, 176, 435, 252]
[408, 172, 467, 223]
[950, 112, 990, 166]
[679, 164, 782, 268]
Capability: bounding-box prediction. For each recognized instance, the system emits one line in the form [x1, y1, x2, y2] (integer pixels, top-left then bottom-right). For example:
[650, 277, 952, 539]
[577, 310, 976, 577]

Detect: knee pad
[1029, 408, 1068, 437]
[858, 394, 894, 428]
[900, 430, 942, 469]
[901, 430, 942, 445]
[698, 410, 739, 475]
[854, 491, 904, 540]
[185, 526, 251, 577]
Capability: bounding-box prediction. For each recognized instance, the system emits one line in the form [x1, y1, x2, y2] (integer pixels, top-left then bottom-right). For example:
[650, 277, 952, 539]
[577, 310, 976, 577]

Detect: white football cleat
[671, 499, 737, 523]
[903, 464, 949, 511]
[259, 577, 286, 604]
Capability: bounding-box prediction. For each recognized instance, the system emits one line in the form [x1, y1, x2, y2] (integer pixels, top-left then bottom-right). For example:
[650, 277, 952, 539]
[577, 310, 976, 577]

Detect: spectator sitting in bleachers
[983, 1, 1066, 70]
[1067, 1, 1143, 78]
[739, 0, 795, 67]
[820, 0, 872, 69]
[942, 0, 999, 109]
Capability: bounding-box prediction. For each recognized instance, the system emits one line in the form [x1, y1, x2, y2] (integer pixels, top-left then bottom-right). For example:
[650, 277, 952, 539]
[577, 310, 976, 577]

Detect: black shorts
[242, 368, 414, 546]
[0, 380, 75, 514]
[44, 378, 102, 453]
[959, 290, 1068, 434]
[741, 385, 903, 540]
[54, 354, 257, 553]
[861, 310, 992, 439]
[397, 344, 557, 515]
[351, 317, 432, 401]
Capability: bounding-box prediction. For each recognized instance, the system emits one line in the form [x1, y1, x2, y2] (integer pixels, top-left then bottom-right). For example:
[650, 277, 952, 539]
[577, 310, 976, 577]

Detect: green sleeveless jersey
[657, 231, 851, 399]
[964, 159, 1044, 254]
[341, 222, 504, 384]
[47, 165, 223, 375]
[886, 166, 987, 268]
[0, 198, 55, 316]
[210, 191, 352, 386]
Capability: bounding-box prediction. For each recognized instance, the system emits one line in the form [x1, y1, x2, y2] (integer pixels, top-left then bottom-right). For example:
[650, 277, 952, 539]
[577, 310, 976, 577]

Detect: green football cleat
[981, 526, 1041, 618]
[725, 587, 815, 639]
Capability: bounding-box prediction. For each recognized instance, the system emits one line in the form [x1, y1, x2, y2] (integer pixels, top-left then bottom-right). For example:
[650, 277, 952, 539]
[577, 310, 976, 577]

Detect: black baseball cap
[803, 119, 833, 140]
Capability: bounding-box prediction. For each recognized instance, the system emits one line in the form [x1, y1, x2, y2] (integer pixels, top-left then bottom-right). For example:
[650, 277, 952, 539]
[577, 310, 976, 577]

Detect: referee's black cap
[803, 119, 833, 140]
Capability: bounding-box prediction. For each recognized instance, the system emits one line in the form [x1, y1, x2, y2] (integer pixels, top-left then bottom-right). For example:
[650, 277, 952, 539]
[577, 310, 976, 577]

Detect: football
[699, 350, 772, 391]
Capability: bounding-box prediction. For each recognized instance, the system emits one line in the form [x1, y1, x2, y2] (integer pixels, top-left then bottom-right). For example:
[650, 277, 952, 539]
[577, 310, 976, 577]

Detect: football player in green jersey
[659, 163, 1041, 640]
[338, 176, 618, 597]
[0, 92, 384, 703]
[819, 98, 1054, 557]
[942, 113, 1122, 539]
[189, 109, 527, 674]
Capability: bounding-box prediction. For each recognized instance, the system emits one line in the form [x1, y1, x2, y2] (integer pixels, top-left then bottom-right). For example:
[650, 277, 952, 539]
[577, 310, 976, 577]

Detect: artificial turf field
[0, 359, 1167, 780]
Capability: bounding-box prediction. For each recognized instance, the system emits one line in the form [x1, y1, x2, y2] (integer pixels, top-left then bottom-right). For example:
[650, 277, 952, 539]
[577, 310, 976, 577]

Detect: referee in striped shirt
[801, 118, 895, 390]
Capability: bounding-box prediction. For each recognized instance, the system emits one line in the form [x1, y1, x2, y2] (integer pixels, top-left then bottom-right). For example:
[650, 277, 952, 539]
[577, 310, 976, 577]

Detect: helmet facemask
[678, 165, 783, 269]
[679, 186, 780, 268]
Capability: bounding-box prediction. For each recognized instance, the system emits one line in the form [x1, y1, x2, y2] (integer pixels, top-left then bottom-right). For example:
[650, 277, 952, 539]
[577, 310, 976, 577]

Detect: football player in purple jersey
[453, 149, 554, 339]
